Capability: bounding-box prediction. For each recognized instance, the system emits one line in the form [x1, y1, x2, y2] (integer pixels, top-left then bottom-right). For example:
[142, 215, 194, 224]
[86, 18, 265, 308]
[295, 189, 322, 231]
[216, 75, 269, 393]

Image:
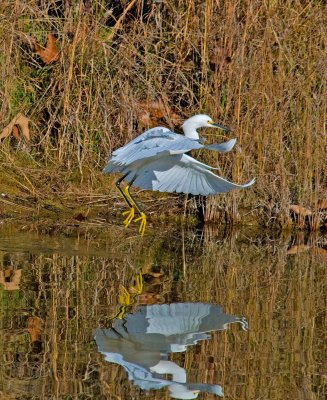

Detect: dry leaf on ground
[0, 113, 31, 141]
[138, 110, 152, 127]
[287, 244, 311, 255]
[138, 292, 164, 305]
[137, 99, 182, 127]
[138, 100, 166, 119]
[317, 199, 327, 210]
[315, 247, 327, 262]
[26, 316, 43, 342]
[289, 204, 312, 217]
[0, 269, 22, 291]
[34, 33, 59, 64]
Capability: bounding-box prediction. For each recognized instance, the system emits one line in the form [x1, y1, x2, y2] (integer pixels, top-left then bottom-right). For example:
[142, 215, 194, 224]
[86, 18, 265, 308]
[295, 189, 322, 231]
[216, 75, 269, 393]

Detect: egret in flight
[103, 114, 255, 236]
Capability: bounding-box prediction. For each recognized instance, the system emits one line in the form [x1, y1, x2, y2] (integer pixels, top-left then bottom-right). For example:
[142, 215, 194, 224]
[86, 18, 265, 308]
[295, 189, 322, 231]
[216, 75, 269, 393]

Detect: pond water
[0, 223, 326, 399]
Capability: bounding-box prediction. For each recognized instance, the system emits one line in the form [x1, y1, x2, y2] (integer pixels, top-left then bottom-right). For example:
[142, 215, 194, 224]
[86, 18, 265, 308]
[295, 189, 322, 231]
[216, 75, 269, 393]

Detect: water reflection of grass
[0, 226, 326, 399]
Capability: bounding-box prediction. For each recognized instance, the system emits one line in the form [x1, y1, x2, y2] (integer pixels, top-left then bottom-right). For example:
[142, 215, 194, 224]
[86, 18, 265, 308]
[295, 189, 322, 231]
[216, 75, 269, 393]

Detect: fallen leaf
[35, 33, 59, 64]
[289, 204, 312, 217]
[138, 292, 164, 305]
[0, 269, 22, 291]
[11, 125, 20, 140]
[138, 100, 166, 119]
[138, 110, 152, 126]
[26, 316, 43, 342]
[137, 99, 182, 127]
[287, 244, 311, 255]
[0, 113, 31, 141]
[315, 247, 327, 262]
[317, 199, 327, 210]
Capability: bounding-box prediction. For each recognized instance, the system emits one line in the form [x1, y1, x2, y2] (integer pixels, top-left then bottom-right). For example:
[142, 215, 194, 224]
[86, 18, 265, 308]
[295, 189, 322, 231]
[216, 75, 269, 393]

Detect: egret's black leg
[124, 175, 142, 213]
[115, 172, 132, 208]
[115, 172, 136, 227]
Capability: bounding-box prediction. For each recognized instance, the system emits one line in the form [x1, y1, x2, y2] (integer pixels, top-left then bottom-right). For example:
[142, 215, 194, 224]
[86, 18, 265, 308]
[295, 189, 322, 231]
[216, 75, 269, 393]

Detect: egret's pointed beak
[212, 122, 231, 132]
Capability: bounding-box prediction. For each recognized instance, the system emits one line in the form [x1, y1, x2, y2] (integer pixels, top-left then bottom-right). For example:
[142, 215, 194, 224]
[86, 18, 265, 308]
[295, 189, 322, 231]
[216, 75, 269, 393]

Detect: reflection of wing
[95, 327, 162, 367]
[127, 154, 255, 195]
[144, 303, 214, 335]
[95, 303, 245, 356]
[123, 303, 243, 336]
[95, 303, 244, 399]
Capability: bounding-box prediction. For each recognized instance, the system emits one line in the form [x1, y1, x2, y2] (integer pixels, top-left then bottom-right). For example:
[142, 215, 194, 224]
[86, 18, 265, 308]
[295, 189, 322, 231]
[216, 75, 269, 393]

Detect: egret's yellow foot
[122, 207, 135, 227]
[134, 212, 147, 236]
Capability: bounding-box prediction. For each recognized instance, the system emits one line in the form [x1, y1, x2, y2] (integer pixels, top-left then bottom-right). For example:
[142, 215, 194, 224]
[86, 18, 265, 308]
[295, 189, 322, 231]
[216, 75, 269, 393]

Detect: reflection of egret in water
[95, 302, 248, 399]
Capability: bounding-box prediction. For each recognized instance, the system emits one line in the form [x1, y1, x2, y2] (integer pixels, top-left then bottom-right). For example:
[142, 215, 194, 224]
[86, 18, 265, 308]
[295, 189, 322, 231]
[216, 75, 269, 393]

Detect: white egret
[103, 114, 255, 235]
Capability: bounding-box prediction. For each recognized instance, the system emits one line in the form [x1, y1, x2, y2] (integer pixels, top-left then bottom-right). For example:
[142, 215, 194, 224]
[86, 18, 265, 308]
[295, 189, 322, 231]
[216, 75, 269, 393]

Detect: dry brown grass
[0, 0, 326, 228]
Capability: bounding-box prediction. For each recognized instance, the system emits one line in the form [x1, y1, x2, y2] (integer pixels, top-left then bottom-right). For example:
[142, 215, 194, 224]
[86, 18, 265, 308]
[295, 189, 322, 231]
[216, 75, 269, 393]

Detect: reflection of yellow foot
[136, 271, 143, 293]
[122, 207, 135, 227]
[130, 271, 143, 294]
[110, 273, 144, 321]
[119, 286, 131, 305]
[134, 212, 146, 236]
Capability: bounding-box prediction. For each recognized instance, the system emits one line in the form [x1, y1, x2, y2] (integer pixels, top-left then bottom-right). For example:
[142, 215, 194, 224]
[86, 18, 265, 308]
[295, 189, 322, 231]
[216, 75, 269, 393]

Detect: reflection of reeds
[0, 1, 326, 228]
[0, 227, 326, 399]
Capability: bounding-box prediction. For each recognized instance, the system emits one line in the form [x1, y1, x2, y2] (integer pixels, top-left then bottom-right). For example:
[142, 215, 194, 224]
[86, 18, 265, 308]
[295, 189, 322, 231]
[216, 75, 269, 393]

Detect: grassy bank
[0, 0, 326, 230]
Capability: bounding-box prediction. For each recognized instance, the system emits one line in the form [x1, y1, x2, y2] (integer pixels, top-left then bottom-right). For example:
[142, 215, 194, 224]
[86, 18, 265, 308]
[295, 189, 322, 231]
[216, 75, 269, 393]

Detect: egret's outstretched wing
[111, 127, 172, 156]
[127, 154, 255, 196]
[104, 127, 203, 173]
[103, 127, 237, 174]
[205, 138, 236, 153]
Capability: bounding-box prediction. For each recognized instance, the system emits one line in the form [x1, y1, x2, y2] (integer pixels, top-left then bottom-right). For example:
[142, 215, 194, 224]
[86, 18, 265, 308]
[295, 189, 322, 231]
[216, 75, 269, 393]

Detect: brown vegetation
[0, 0, 326, 230]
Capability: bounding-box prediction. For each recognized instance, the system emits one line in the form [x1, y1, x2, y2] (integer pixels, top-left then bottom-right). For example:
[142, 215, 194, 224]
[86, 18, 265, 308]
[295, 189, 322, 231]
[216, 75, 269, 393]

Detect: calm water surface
[0, 224, 326, 399]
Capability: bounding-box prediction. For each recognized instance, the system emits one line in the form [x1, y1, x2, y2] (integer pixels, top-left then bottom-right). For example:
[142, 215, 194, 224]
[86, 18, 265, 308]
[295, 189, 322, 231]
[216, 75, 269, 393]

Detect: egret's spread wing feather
[127, 154, 255, 195]
[103, 127, 206, 174]
[111, 127, 170, 155]
[205, 138, 236, 153]
[134, 129, 176, 142]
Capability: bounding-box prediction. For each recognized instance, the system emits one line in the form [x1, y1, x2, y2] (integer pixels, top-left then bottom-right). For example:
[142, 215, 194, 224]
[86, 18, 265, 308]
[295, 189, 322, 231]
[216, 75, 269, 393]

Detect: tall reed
[0, 0, 326, 226]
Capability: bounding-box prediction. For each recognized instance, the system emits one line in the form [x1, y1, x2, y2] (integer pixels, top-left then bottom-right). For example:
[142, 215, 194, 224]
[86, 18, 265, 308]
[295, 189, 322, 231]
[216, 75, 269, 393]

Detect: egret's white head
[182, 114, 230, 140]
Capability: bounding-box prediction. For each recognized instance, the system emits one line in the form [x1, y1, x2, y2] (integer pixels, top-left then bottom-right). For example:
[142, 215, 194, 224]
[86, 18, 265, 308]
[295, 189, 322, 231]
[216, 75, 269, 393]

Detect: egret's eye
[207, 120, 213, 124]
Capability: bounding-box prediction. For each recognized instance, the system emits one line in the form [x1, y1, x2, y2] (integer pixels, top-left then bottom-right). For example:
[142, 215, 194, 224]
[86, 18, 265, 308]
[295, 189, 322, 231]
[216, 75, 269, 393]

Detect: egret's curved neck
[182, 121, 200, 140]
